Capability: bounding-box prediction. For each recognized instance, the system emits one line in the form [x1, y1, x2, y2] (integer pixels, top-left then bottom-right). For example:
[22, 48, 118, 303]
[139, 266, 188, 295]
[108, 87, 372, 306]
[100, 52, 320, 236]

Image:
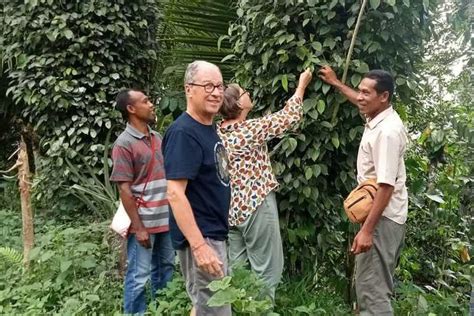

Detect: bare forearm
[360, 184, 394, 233]
[294, 86, 305, 99]
[168, 193, 205, 249]
[332, 80, 359, 106]
[118, 184, 145, 230]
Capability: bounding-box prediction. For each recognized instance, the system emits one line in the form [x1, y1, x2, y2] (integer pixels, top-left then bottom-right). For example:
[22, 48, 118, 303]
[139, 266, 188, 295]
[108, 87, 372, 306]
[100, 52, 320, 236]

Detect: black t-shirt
[162, 112, 231, 250]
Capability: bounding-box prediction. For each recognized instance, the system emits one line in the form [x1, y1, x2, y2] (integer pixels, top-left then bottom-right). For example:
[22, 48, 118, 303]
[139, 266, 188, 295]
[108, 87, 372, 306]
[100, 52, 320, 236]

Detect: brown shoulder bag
[343, 178, 378, 223]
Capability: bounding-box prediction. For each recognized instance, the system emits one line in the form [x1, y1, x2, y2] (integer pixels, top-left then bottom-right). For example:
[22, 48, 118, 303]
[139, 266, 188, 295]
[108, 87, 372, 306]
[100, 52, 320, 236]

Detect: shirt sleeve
[259, 95, 303, 141]
[373, 129, 405, 186]
[163, 129, 203, 180]
[110, 145, 134, 183]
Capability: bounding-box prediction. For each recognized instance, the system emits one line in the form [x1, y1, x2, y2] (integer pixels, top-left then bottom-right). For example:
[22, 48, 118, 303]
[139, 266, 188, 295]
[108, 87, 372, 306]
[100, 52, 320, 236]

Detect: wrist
[131, 221, 145, 231]
[295, 86, 306, 95]
[360, 225, 374, 235]
[191, 240, 206, 252]
[332, 80, 343, 90]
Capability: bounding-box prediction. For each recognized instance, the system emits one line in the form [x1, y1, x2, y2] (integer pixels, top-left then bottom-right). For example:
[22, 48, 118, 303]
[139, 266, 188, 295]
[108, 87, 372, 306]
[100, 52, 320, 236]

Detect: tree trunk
[18, 133, 34, 268]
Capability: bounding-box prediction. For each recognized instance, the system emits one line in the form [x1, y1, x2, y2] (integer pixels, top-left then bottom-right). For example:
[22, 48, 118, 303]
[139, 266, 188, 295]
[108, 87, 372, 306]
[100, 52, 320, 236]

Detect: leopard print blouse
[217, 95, 303, 226]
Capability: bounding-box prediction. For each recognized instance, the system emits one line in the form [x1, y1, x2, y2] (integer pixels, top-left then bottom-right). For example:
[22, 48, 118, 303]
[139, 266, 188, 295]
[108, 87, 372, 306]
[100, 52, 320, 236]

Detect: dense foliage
[0, 0, 471, 314]
[1, 0, 160, 211]
[0, 207, 123, 314]
[224, 0, 442, 291]
[157, 0, 237, 116]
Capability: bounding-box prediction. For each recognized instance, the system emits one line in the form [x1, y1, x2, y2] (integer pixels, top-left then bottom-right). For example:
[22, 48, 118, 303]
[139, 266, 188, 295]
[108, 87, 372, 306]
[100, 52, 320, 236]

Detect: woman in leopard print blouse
[217, 69, 313, 302]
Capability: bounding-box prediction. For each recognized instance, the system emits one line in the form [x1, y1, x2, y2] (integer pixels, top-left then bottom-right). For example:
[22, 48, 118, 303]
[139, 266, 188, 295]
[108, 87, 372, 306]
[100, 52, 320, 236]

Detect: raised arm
[294, 68, 313, 101]
[318, 65, 359, 106]
[257, 68, 313, 141]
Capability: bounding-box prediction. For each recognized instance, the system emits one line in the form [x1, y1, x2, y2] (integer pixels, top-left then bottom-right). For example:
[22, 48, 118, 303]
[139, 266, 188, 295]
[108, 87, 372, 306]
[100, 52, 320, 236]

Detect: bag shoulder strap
[138, 133, 156, 203]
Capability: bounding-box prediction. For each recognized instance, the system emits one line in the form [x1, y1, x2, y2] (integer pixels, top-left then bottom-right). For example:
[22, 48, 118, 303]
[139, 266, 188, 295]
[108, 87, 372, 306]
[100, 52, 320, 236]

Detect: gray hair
[184, 60, 220, 85]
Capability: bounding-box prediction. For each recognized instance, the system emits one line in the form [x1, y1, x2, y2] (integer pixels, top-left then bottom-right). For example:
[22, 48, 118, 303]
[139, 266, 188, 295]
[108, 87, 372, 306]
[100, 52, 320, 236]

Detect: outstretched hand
[297, 68, 313, 91]
[318, 65, 340, 86]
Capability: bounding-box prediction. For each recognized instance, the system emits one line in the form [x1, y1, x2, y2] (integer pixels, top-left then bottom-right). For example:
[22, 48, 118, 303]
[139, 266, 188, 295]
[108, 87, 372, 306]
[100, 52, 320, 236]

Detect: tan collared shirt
[357, 106, 408, 224]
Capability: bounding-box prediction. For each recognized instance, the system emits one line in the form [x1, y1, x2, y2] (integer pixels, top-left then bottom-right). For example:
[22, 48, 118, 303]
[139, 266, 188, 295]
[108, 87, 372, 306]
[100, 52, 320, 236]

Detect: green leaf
[40, 250, 55, 262]
[331, 136, 340, 148]
[387, 0, 396, 6]
[311, 41, 322, 51]
[303, 98, 317, 113]
[317, 100, 326, 114]
[417, 295, 429, 311]
[60, 259, 73, 272]
[351, 74, 362, 87]
[321, 121, 333, 129]
[396, 78, 406, 85]
[347, 17, 356, 28]
[310, 148, 320, 161]
[356, 62, 370, 73]
[86, 295, 100, 302]
[296, 46, 307, 60]
[264, 14, 274, 26]
[208, 276, 232, 291]
[423, 0, 429, 11]
[92, 66, 100, 73]
[312, 164, 321, 177]
[323, 38, 336, 50]
[305, 167, 313, 180]
[308, 110, 318, 120]
[425, 194, 445, 204]
[319, 26, 330, 35]
[287, 138, 297, 154]
[207, 288, 241, 306]
[80, 257, 97, 269]
[303, 187, 311, 198]
[281, 74, 288, 92]
[322, 83, 331, 95]
[349, 128, 358, 140]
[370, 0, 381, 9]
[63, 29, 74, 40]
[221, 54, 236, 63]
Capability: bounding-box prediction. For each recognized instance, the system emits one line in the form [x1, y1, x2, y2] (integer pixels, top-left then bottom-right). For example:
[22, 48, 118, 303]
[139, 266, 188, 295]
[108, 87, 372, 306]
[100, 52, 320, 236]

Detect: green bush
[153, 273, 192, 315]
[0, 218, 123, 314]
[394, 282, 468, 315]
[2, 0, 161, 210]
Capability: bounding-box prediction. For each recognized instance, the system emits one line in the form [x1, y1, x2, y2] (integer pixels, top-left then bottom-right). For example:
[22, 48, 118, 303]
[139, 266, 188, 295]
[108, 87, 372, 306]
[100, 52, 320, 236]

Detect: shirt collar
[366, 106, 393, 129]
[125, 123, 152, 139]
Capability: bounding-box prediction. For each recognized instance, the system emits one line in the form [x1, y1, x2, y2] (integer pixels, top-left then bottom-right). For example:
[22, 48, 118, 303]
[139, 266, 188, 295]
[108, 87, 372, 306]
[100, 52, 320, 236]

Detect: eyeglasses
[187, 82, 226, 94]
[239, 89, 251, 99]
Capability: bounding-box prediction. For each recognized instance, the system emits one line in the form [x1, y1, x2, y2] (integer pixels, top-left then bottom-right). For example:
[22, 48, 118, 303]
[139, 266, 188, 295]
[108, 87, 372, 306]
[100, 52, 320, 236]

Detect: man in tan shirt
[319, 66, 408, 315]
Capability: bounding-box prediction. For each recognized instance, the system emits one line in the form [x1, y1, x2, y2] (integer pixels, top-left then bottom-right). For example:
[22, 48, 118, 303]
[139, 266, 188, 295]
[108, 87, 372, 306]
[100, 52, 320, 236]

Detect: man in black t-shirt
[162, 60, 231, 316]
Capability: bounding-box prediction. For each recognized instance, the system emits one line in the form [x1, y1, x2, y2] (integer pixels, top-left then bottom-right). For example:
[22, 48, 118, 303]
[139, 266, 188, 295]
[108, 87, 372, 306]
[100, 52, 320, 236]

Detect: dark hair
[364, 70, 394, 102]
[115, 88, 134, 121]
[220, 83, 243, 120]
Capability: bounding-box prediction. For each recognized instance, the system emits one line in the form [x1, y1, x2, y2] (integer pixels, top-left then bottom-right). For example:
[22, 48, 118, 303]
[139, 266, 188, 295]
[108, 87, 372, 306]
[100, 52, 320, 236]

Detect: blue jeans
[124, 232, 175, 314]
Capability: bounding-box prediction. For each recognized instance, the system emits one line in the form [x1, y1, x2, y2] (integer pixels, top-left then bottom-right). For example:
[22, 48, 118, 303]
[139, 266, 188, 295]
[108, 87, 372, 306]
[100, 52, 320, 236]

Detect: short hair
[184, 60, 220, 85]
[220, 83, 243, 120]
[115, 88, 134, 121]
[363, 70, 394, 101]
